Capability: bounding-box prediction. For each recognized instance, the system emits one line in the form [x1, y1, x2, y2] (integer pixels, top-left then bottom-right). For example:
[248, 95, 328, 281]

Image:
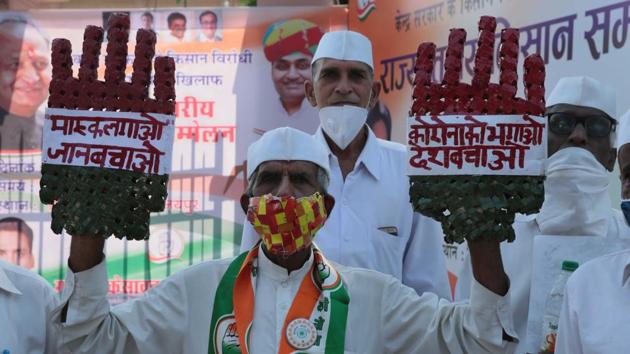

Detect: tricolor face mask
[247, 192, 328, 257]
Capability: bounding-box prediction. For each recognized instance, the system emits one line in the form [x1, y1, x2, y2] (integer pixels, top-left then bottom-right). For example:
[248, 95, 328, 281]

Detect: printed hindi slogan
[407, 114, 547, 175]
[42, 108, 176, 175]
[381, 14, 576, 93]
[383, 0, 630, 94]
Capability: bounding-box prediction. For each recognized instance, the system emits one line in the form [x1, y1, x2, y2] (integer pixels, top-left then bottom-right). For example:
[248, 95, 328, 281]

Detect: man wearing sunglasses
[455, 76, 630, 353]
[556, 110, 630, 354]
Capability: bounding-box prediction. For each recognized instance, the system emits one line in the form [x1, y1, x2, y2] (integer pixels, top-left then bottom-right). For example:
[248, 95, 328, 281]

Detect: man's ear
[305, 80, 318, 107]
[368, 80, 382, 110]
[606, 147, 618, 172]
[240, 194, 250, 214]
[323, 193, 335, 216]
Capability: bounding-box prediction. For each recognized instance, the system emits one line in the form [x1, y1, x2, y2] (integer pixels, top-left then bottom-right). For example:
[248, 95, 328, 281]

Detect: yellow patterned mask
[247, 192, 327, 256]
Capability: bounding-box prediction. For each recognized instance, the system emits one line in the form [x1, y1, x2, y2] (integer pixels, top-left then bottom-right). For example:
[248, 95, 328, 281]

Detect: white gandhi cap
[547, 76, 618, 147]
[311, 30, 374, 69]
[547, 76, 617, 120]
[247, 127, 330, 179]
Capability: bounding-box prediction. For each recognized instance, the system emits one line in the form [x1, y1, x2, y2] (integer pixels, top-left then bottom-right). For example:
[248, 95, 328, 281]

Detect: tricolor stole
[209, 246, 349, 354]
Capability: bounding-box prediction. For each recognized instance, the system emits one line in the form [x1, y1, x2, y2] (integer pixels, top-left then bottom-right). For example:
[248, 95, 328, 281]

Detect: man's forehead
[257, 160, 319, 173]
[547, 103, 613, 119]
[278, 52, 313, 63]
[0, 230, 29, 244]
[0, 23, 46, 45]
[316, 58, 371, 72]
[201, 13, 217, 21]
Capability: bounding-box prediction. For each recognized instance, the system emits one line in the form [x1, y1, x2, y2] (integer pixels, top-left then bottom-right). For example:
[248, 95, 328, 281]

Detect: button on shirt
[241, 127, 451, 299]
[51, 247, 516, 353]
[0, 259, 59, 354]
[556, 249, 630, 354]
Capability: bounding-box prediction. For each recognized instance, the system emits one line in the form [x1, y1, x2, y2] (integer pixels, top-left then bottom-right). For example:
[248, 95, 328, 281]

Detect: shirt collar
[0, 261, 22, 295]
[314, 126, 381, 181]
[257, 244, 314, 283]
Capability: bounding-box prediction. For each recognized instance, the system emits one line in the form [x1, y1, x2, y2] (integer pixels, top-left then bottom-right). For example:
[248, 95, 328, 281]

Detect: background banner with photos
[0, 6, 346, 302]
[348, 0, 630, 289]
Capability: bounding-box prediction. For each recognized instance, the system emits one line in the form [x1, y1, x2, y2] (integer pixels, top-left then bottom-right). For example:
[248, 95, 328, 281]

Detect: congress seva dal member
[0, 259, 59, 353]
[52, 127, 517, 353]
[455, 76, 630, 353]
[555, 109, 630, 354]
[241, 30, 450, 299]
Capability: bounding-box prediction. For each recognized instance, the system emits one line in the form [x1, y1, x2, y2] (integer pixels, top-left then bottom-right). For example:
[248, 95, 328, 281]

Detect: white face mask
[536, 147, 611, 236]
[319, 105, 369, 150]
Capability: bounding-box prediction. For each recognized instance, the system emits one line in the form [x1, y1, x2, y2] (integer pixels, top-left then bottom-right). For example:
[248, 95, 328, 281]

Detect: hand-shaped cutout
[40, 13, 176, 240]
[409, 16, 546, 243]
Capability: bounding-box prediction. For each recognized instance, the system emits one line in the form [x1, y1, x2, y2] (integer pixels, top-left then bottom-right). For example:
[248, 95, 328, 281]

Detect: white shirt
[556, 248, 630, 354]
[161, 31, 194, 43]
[195, 32, 223, 42]
[0, 259, 59, 354]
[455, 209, 630, 354]
[51, 247, 517, 353]
[241, 127, 451, 299]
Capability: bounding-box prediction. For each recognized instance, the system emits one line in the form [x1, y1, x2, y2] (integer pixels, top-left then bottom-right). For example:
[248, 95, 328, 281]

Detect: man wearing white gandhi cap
[241, 30, 451, 300]
[556, 109, 630, 354]
[52, 126, 517, 353]
[456, 76, 630, 353]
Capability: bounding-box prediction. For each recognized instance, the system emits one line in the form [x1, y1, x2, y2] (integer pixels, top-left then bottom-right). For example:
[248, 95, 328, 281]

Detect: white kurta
[0, 259, 59, 354]
[241, 127, 451, 299]
[556, 249, 630, 354]
[195, 33, 223, 42]
[454, 210, 630, 354]
[51, 246, 517, 354]
[161, 31, 194, 43]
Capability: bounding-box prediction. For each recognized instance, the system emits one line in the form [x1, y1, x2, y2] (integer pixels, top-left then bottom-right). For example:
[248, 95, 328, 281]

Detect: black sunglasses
[547, 112, 615, 138]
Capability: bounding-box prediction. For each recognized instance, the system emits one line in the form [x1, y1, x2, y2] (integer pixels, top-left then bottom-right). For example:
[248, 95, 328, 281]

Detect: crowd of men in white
[1, 30, 629, 354]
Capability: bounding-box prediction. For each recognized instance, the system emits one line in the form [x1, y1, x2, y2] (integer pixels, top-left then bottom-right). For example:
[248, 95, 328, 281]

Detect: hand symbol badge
[408, 16, 547, 243]
[40, 13, 176, 240]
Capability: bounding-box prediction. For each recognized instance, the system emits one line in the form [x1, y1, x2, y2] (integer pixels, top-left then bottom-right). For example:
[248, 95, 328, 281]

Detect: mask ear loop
[365, 87, 373, 110]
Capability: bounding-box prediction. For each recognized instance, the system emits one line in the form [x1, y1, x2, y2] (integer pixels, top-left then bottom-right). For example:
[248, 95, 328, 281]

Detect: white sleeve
[454, 249, 473, 301]
[43, 279, 61, 354]
[239, 218, 259, 253]
[383, 276, 518, 353]
[555, 283, 584, 354]
[402, 212, 451, 299]
[50, 258, 188, 354]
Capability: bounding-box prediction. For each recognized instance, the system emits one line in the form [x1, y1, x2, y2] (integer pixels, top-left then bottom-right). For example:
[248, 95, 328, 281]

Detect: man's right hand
[50, 14, 177, 273]
[69, 236, 105, 272]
